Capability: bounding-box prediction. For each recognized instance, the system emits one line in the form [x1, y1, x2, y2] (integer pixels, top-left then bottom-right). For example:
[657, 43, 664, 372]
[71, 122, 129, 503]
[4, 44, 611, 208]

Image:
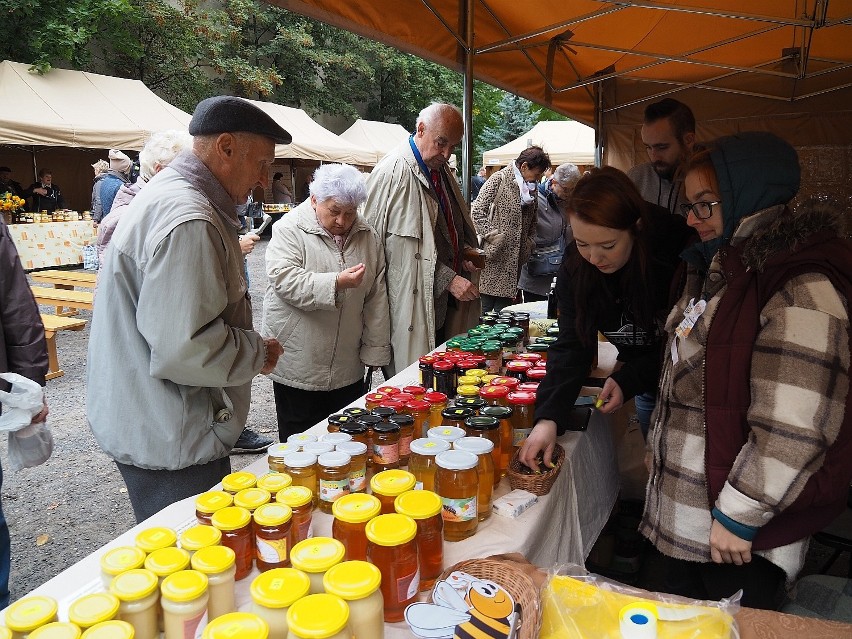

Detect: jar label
[349, 466, 367, 492]
[397, 565, 421, 602]
[399, 434, 413, 457]
[320, 478, 350, 502]
[513, 428, 533, 447]
[186, 609, 207, 639]
[256, 535, 288, 563]
[440, 495, 477, 522]
[373, 442, 399, 465]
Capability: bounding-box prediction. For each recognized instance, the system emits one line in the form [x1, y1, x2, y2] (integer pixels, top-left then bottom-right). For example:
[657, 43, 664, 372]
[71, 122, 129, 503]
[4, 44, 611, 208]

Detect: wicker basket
[431, 558, 541, 639]
[506, 443, 565, 496]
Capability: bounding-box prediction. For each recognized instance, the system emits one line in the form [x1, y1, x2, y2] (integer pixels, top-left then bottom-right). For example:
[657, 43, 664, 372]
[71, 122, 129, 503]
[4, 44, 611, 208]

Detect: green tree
[477, 93, 537, 159]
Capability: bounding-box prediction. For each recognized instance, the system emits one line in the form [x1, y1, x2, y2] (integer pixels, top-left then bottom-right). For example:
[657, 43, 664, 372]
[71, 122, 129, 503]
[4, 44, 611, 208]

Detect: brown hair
[644, 98, 696, 143]
[515, 145, 551, 172]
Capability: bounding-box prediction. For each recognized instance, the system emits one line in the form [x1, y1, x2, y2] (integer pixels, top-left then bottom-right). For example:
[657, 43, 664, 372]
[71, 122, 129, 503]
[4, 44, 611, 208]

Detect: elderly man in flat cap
[88, 96, 290, 522]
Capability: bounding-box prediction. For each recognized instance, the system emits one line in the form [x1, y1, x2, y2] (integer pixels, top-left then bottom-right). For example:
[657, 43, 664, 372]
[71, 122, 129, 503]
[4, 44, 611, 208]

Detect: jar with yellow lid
[67, 592, 120, 630]
[79, 621, 134, 639]
[253, 503, 292, 571]
[319, 432, 351, 447]
[407, 438, 450, 491]
[134, 527, 177, 554]
[286, 594, 351, 639]
[109, 568, 158, 639]
[276, 486, 313, 549]
[191, 545, 237, 620]
[323, 561, 383, 639]
[4, 596, 58, 638]
[267, 443, 297, 473]
[289, 537, 345, 594]
[234, 487, 272, 513]
[434, 450, 479, 541]
[211, 506, 253, 580]
[221, 471, 257, 495]
[202, 612, 268, 639]
[0, 627, 9, 639]
[456, 375, 481, 388]
[143, 547, 190, 580]
[481, 405, 514, 477]
[455, 384, 480, 400]
[331, 493, 381, 562]
[100, 546, 146, 589]
[365, 514, 419, 622]
[282, 452, 318, 507]
[179, 525, 221, 555]
[28, 622, 81, 639]
[453, 437, 495, 521]
[335, 441, 367, 493]
[256, 472, 292, 495]
[302, 441, 333, 457]
[250, 568, 310, 639]
[369, 469, 415, 514]
[317, 451, 351, 512]
[394, 490, 443, 591]
[480, 373, 499, 385]
[426, 425, 465, 446]
[463, 416, 502, 483]
[286, 433, 317, 450]
[195, 491, 233, 526]
[423, 391, 448, 429]
[160, 570, 208, 639]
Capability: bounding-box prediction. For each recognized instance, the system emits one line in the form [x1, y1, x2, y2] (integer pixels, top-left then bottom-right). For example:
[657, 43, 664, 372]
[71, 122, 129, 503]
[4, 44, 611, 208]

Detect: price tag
[674, 297, 706, 340]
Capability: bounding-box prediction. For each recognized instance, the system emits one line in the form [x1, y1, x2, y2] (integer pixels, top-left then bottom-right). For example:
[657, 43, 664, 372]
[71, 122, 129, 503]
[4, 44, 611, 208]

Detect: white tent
[0, 60, 191, 150]
[482, 120, 595, 168]
[246, 100, 377, 166]
[340, 119, 410, 160]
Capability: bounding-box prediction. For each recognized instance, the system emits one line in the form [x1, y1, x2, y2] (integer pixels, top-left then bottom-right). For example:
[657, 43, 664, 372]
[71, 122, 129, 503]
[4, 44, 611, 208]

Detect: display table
[7, 221, 95, 270]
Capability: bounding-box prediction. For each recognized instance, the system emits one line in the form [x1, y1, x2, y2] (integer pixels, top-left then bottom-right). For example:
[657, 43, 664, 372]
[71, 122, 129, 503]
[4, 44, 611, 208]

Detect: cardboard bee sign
[405, 570, 520, 638]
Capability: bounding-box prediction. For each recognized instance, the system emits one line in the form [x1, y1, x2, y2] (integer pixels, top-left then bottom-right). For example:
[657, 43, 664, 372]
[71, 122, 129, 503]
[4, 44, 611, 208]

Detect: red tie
[431, 169, 459, 272]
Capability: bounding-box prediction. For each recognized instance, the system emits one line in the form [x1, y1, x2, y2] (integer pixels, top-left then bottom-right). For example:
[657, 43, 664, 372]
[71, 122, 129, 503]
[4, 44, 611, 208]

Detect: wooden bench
[41, 314, 87, 380]
[30, 286, 94, 316]
[31, 270, 97, 289]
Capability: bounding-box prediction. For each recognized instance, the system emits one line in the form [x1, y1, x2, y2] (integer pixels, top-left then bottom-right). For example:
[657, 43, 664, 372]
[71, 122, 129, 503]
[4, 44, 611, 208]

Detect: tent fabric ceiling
[339, 119, 411, 160]
[482, 120, 596, 167]
[0, 60, 191, 150]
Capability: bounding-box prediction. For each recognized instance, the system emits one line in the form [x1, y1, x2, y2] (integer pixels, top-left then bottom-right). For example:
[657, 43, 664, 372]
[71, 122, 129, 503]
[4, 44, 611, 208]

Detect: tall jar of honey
[394, 490, 444, 592]
[423, 391, 448, 429]
[267, 443, 298, 472]
[283, 453, 319, 506]
[250, 567, 310, 639]
[356, 414, 382, 469]
[407, 438, 450, 491]
[482, 340, 503, 373]
[286, 593, 352, 639]
[431, 360, 456, 396]
[507, 391, 536, 452]
[289, 537, 345, 595]
[404, 399, 431, 439]
[479, 384, 510, 407]
[276, 486, 313, 549]
[190, 545, 237, 621]
[434, 450, 479, 541]
[418, 355, 436, 389]
[322, 562, 383, 639]
[210, 507, 254, 581]
[331, 493, 382, 562]
[286, 433, 317, 450]
[453, 437, 495, 521]
[317, 451, 352, 512]
[371, 423, 400, 471]
[481, 405, 514, 476]
[160, 570, 208, 639]
[335, 441, 368, 493]
[196, 491, 233, 527]
[109, 568, 159, 639]
[338, 421, 368, 448]
[365, 514, 420, 622]
[369, 469, 415, 514]
[253, 503, 293, 571]
[100, 547, 146, 590]
[389, 414, 414, 465]
[463, 416, 502, 483]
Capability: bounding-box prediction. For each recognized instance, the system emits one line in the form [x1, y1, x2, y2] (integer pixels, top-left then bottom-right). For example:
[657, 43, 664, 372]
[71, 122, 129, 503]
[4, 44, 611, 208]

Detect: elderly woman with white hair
[96, 129, 192, 271]
[262, 163, 391, 439]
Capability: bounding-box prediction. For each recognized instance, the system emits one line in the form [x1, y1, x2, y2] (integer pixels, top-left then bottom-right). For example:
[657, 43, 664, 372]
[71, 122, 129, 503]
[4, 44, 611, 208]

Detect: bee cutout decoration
[405, 570, 519, 639]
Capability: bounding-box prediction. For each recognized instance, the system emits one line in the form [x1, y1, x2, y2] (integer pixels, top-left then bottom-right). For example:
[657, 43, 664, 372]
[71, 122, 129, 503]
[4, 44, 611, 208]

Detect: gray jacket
[626, 162, 688, 215]
[261, 200, 390, 391]
[87, 150, 265, 470]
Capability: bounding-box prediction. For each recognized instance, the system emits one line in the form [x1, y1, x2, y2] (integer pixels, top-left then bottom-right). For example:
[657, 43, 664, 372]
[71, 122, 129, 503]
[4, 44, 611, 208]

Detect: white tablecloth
[7, 221, 95, 270]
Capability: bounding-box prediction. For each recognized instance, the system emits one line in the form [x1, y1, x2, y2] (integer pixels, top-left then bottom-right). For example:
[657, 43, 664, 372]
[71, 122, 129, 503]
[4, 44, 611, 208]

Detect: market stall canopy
[246, 100, 378, 165]
[339, 119, 411, 160]
[0, 60, 191, 150]
[482, 120, 595, 167]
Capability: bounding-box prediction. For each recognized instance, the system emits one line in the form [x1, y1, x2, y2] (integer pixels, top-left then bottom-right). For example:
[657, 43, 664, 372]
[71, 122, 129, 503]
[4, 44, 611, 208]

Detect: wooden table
[30, 285, 94, 316]
[31, 269, 97, 289]
[40, 313, 87, 380]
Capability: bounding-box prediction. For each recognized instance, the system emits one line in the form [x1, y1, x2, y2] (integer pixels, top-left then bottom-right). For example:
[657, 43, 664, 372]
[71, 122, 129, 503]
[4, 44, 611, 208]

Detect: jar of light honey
[201, 612, 268, 639]
[190, 545, 237, 621]
[286, 594, 352, 639]
[335, 441, 368, 493]
[423, 391, 448, 429]
[463, 416, 502, 484]
[135, 527, 177, 554]
[283, 453, 319, 506]
[250, 568, 310, 639]
[322, 562, 383, 639]
[453, 437, 495, 521]
[100, 546, 146, 590]
[481, 405, 514, 476]
[407, 438, 450, 491]
[434, 450, 479, 541]
[256, 472, 293, 495]
[221, 471, 257, 495]
[109, 569, 158, 639]
[68, 592, 120, 631]
[426, 425, 465, 446]
[317, 451, 351, 512]
[160, 570, 208, 639]
[507, 390, 536, 451]
[289, 537, 345, 594]
[179, 525, 222, 556]
[267, 444, 298, 473]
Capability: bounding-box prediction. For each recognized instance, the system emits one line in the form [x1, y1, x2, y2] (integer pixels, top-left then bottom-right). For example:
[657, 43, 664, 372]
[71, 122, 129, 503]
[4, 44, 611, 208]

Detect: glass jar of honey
[160, 570, 208, 639]
[427, 425, 466, 446]
[356, 414, 382, 469]
[335, 441, 368, 493]
[4, 596, 58, 637]
[364, 392, 386, 411]
[512, 311, 531, 344]
[135, 527, 177, 554]
[81, 620, 135, 639]
[369, 469, 415, 514]
[179, 525, 222, 556]
[320, 432, 352, 447]
[317, 451, 352, 512]
[434, 450, 479, 541]
[376, 385, 399, 396]
[303, 441, 334, 457]
[267, 443, 298, 473]
[331, 493, 382, 562]
[526, 343, 549, 362]
[463, 416, 502, 484]
[289, 537, 345, 595]
[389, 413, 415, 465]
[190, 545, 237, 621]
[221, 471, 257, 495]
[371, 422, 400, 471]
[338, 421, 368, 448]
[518, 381, 540, 393]
[505, 359, 533, 381]
[234, 487, 272, 514]
[68, 592, 120, 630]
[210, 506, 254, 581]
[201, 613, 268, 639]
[343, 406, 369, 419]
[431, 360, 456, 396]
[256, 472, 293, 495]
[393, 392, 415, 405]
[492, 376, 520, 391]
[456, 384, 480, 400]
[394, 490, 444, 592]
[283, 452, 319, 506]
[507, 391, 536, 452]
[407, 438, 450, 491]
[454, 397, 485, 413]
[418, 355, 436, 389]
[286, 433, 318, 450]
[326, 413, 353, 433]
[440, 407, 474, 432]
[323, 561, 383, 639]
[286, 593, 352, 639]
[403, 385, 427, 399]
[423, 391, 448, 429]
[456, 374, 480, 388]
[109, 568, 159, 639]
[404, 399, 431, 439]
[365, 514, 420, 622]
[370, 406, 396, 422]
[100, 546, 147, 590]
[253, 503, 293, 571]
[481, 342, 502, 374]
[481, 405, 514, 476]
[379, 398, 405, 413]
[526, 367, 547, 383]
[479, 384, 510, 408]
[276, 486, 313, 549]
[250, 567, 310, 639]
[453, 437, 495, 521]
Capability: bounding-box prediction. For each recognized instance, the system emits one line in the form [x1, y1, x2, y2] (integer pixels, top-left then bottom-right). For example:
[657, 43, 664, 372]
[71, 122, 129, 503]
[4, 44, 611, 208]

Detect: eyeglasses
[680, 201, 720, 220]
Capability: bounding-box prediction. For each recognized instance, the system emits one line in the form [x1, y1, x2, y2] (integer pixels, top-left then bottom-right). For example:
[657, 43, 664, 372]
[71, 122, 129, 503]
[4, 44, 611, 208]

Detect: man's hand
[595, 377, 625, 414]
[710, 519, 753, 565]
[336, 263, 366, 290]
[462, 259, 480, 273]
[239, 233, 260, 256]
[34, 187, 48, 196]
[447, 275, 479, 301]
[261, 337, 283, 374]
[519, 419, 558, 472]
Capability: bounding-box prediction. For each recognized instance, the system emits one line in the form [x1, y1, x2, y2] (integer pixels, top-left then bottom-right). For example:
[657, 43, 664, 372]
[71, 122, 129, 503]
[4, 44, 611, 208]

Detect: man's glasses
[680, 201, 720, 220]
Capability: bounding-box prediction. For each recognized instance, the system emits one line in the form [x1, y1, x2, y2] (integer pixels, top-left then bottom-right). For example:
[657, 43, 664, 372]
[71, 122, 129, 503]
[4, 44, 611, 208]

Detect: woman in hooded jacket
[641, 131, 851, 609]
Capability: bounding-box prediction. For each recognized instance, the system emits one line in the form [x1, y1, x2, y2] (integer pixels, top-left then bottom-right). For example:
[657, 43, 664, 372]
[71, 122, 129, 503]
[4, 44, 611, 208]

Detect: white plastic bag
[0, 373, 53, 470]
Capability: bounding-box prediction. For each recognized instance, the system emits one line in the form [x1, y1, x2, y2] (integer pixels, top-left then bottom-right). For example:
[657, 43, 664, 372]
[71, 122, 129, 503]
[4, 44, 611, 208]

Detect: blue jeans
[634, 392, 656, 440]
[0, 463, 10, 608]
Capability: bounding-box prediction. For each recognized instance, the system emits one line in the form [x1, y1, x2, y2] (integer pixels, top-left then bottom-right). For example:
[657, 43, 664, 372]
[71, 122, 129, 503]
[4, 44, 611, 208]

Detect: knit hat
[108, 149, 132, 174]
[189, 96, 292, 144]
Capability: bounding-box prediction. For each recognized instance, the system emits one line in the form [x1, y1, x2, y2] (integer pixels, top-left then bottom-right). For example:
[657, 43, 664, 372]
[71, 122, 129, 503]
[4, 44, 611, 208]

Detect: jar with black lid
[454, 397, 485, 413]
[338, 422, 368, 448]
[371, 406, 397, 422]
[440, 407, 473, 431]
[372, 422, 401, 471]
[327, 414, 353, 433]
[344, 407, 369, 418]
[480, 405, 514, 477]
[357, 414, 383, 469]
[463, 416, 502, 483]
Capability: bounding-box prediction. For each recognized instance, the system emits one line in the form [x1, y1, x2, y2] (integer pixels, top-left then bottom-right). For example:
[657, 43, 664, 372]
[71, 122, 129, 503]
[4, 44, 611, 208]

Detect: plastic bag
[0, 373, 53, 470]
[540, 564, 740, 639]
[83, 243, 98, 271]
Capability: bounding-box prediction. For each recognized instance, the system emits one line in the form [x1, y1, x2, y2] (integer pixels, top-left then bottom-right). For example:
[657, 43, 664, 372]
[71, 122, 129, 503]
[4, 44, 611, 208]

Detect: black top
[534, 205, 695, 434]
[26, 182, 64, 213]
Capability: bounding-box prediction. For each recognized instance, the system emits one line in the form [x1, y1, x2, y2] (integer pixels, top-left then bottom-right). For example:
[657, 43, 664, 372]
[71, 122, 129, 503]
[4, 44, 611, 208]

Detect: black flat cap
[189, 96, 292, 144]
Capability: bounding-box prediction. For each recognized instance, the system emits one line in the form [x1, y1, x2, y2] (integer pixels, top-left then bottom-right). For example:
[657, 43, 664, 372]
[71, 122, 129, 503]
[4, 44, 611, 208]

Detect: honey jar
[404, 399, 431, 439]
[331, 493, 382, 562]
[109, 568, 159, 639]
[221, 471, 257, 494]
[195, 491, 234, 526]
[322, 561, 383, 639]
[210, 506, 254, 581]
[365, 514, 419, 622]
[320, 432, 352, 447]
[389, 413, 415, 465]
[408, 438, 450, 491]
[286, 593, 352, 639]
[267, 444, 297, 473]
[256, 472, 293, 495]
[507, 390, 537, 451]
[371, 422, 400, 471]
[369, 469, 415, 514]
[317, 451, 352, 512]
[179, 525, 222, 556]
[423, 391, 448, 430]
[190, 545, 237, 621]
[250, 568, 310, 639]
[135, 527, 177, 554]
[426, 425, 465, 446]
[394, 490, 444, 591]
[234, 487, 272, 513]
[283, 452, 319, 506]
[453, 437, 495, 521]
[253, 503, 293, 571]
[160, 570, 208, 639]
[434, 450, 479, 541]
[202, 613, 268, 639]
[100, 546, 146, 590]
[335, 441, 368, 493]
[276, 486, 313, 548]
[481, 405, 514, 476]
[289, 537, 345, 594]
[463, 416, 502, 483]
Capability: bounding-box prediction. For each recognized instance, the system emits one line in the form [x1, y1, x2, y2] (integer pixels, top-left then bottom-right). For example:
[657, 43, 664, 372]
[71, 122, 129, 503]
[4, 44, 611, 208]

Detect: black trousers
[116, 457, 231, 524]
[272, 380, 365, 441]
[661, 553, 785, 610]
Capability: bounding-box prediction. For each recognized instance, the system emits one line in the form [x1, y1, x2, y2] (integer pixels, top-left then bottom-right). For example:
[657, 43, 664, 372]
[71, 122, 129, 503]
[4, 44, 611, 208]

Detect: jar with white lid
[109, 568, 158, 639]
[453, 437, 495, 521]
[319, 432, 352, 447]
[426, 425, 466, 445]
[335, 441, 367, 493]
[100, 546, 146, 589]
[302, 441, 333, 457]
[160, 570, 208, 639]
[322, 561, 383, 639]
[190, 545, 237, 621]
[249, 568, 311, 639]
[286, 433, 317, 450]
[317, 451, 351, 513]
[286, 594, 351, 639]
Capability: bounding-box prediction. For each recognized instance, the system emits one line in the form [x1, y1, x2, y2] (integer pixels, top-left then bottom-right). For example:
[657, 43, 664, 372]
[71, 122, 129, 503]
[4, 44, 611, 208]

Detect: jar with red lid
[404, 399, 431, 439]
[370, 406, 396, 422]
[424, 391, 448, 429]
[394, 490, 444, 592]
[440, 407, 473, 431]
[454, 397, 485, 413]
[481, 405, 514, 477]
[371, 422, 400, 471]
[431, 360, 456, 396]
[507, 391, 537, 451]
[376, 386, 400, 396]
[506, 360, 533, 381]
[253, 503, 293, 571]
[392, 392, 415, 405]
[518, 381, 540, 393]
[418, 356, 436, 389]
[211, 506, 254, 580]
[492, 376, 520, 391]
[366, 514, 420, 622]
[462, 355, 487, 372]
[479, 384, 510, 407]
[389, 414, 415, 465]
[378, 398, 405, 413]
[463, 416, 501, 484]
[403, 385, 426, 399]
[526, 367, 547, 383]
[332, 493, 382, 561]
[364, 393, 386, 411]
[514, 352, 542, 365]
